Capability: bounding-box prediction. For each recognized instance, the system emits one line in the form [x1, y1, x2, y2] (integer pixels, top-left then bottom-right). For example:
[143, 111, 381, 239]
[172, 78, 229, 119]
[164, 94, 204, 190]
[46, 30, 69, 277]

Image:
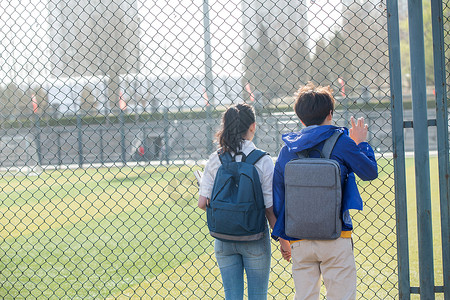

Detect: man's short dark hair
[293, 81, 335, 126]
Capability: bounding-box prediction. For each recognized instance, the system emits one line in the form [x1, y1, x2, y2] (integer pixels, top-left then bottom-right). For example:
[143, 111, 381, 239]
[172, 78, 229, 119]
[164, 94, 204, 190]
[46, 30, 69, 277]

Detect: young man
[272, 82, 378, 300]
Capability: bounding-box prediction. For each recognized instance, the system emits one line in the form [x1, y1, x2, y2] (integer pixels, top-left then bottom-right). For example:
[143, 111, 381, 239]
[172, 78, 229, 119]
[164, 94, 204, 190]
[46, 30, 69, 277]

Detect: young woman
[198, 103, 290, 300]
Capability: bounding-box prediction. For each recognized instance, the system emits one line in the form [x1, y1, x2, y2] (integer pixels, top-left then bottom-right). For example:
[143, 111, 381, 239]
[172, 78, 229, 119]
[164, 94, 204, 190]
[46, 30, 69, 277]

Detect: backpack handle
[219, 150, 266, 164]
[296, 131, 343, 159]
[234, 152, 246, 162]
[297, 148, 325, 159]
[218, 151, 247, 163]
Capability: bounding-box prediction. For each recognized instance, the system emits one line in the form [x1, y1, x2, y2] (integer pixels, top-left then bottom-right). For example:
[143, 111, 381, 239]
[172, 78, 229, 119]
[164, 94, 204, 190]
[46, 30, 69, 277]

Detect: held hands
[349, 116, 368, 145]
[197, 195, 209, 211]
[279, 238, 291, 262]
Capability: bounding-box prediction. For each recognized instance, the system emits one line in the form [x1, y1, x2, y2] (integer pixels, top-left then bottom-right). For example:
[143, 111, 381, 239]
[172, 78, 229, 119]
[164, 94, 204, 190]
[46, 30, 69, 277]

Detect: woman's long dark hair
[216, 103, 256, 153]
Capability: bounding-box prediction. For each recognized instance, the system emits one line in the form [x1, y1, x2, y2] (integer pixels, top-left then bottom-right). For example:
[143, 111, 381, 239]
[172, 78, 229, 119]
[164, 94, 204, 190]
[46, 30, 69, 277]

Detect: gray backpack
[284, 131, 343, 240]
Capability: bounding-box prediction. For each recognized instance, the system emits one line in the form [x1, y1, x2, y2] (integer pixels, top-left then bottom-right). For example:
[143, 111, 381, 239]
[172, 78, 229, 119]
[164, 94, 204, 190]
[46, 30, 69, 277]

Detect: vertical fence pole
[274, 116, 280, 151]
[77, 114, 83, 167]
[202, 0, 214, 155]
[430, 0, 450, 298]
[407, 0, 435, 298]
[253, 113, 258, 145]
[387, 1, 410, 298]
[253, 92, 262, 146]
[99, 128, 104, 164]
[34, 114, 42, 166]
[119, 110, 126, 164]
[343, 95, 350, 127]
[142, 126, 148, 161]
[163, 108, 170, 164]
[57, 130, 62, 166]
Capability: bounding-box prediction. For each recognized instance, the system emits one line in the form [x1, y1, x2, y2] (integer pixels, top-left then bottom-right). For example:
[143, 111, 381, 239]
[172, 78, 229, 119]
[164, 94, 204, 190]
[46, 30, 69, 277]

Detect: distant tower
[47, 0, 141, 78]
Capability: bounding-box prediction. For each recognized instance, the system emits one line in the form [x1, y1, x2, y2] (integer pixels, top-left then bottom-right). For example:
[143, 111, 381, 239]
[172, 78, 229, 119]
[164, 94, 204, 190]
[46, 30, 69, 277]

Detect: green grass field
[0, 157, 445, 299]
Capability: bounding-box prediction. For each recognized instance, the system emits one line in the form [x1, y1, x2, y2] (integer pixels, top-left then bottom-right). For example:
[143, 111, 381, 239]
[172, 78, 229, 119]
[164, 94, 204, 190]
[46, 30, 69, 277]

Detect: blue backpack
[207, 149, 267, 241]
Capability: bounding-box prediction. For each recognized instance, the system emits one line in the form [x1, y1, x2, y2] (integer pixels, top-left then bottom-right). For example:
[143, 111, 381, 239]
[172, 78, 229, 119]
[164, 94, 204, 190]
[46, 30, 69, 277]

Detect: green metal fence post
[387, 0, 410, 298]
[407, 0, 435, 298]
[430, 0, 450, 298]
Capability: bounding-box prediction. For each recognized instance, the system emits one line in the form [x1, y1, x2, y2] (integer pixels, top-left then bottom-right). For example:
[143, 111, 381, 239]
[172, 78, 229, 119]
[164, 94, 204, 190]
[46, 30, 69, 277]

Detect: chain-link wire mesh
[0, 0, 448, 299]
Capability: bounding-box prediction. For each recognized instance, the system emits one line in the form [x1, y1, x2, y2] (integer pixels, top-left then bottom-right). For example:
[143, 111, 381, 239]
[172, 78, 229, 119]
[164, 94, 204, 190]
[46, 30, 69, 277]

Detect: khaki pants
[291, 237, 356, 300]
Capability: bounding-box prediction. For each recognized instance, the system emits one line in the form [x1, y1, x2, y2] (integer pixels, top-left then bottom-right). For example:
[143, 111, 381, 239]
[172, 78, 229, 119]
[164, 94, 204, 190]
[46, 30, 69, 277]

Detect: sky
[0, 0, 49, 85]
[0, 0, 341, 86]
[138, 0, 244, 77]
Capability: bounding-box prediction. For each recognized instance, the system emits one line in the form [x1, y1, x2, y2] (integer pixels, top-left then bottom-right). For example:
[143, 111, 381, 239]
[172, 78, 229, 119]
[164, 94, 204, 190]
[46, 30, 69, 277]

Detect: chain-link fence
[0, 0, 448, 299]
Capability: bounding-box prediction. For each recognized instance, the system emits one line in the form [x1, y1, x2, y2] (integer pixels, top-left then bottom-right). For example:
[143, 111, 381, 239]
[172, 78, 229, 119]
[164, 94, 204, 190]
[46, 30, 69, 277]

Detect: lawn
[0, 156, 445, 299]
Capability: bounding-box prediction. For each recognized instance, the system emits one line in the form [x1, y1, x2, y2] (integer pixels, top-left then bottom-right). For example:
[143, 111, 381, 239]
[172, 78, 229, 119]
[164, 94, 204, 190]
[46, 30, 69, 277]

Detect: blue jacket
[272, 125, 378, 240]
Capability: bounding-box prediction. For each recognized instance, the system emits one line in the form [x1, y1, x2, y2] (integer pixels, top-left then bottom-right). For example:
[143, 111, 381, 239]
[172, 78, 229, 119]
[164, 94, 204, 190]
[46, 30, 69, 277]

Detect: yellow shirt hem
[289, 231, 352, 244]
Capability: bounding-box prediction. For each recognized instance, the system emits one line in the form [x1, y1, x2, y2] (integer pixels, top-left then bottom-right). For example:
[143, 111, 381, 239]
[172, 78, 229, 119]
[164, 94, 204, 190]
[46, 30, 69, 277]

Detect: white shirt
[199, 140, 274, 208]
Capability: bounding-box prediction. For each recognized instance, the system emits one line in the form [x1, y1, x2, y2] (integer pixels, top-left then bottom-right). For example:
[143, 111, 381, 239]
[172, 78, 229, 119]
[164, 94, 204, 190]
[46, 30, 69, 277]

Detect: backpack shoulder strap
[244, 149, 268, 165]
[322, 131, 343, 159]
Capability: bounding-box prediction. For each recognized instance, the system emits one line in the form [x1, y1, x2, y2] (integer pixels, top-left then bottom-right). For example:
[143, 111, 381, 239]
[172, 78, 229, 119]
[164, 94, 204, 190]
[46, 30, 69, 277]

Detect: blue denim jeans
[214, 228, 271, 300]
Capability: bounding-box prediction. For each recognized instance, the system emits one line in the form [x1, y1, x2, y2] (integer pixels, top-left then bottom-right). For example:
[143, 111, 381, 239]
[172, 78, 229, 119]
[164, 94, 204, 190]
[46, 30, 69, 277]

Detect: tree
[309, 38, 332, 88]
[283, 37, 311, 94]
[242, 45, 259, 103]
[0, 83, 28, 119]
[47, 0, 141, 114]
[327, 31, 350, 94]
[33, 87, 50, 118]
[256, 24, 284, 106]
[242, 25, 284, 107]
[340, 0, 389, 94]
[79, 86, 97, 116]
